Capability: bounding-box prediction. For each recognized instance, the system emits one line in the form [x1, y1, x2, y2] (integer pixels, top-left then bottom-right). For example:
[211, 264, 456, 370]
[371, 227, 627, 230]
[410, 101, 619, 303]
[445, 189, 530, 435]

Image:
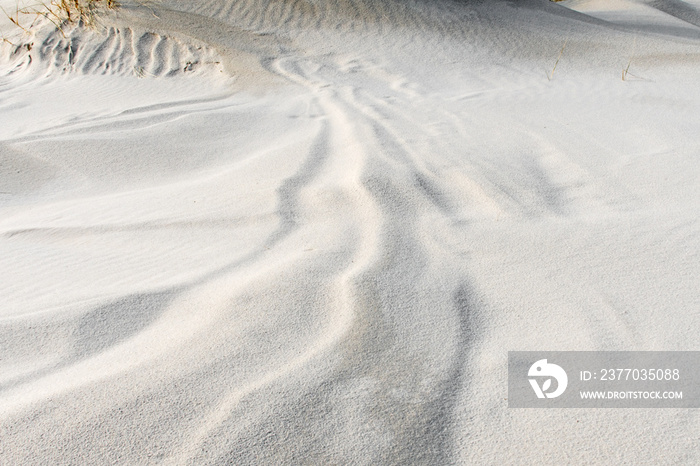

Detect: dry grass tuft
[49, 1, 118, 26]
[2, 1, 119, 37]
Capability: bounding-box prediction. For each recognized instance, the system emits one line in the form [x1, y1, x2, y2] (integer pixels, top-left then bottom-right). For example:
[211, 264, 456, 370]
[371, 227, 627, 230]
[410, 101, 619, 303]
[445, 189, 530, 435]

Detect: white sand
[1, 0, 699, 463]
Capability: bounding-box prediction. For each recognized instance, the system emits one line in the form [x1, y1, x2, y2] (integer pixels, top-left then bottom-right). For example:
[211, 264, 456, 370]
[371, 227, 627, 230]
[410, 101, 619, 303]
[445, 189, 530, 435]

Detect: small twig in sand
[621, 36, 648, 81]
[547, 39, 568, 81]
[621, 64, 649, 81]
[622, 59, 632, 81]
[623, 36, 636, 81]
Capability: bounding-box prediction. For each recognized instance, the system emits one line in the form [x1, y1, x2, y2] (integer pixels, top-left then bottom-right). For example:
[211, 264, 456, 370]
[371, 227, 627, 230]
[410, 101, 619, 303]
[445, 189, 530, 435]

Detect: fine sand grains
[1, 0, 699, 464]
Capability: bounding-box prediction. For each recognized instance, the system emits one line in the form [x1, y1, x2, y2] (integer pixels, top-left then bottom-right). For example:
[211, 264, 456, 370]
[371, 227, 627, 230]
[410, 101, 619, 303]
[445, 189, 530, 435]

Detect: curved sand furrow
[1, 0, 700, 464]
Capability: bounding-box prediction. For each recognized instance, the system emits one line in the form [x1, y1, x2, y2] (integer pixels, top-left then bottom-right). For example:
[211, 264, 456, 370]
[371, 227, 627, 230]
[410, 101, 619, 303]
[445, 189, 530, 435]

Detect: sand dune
[1, 0, 699, 463]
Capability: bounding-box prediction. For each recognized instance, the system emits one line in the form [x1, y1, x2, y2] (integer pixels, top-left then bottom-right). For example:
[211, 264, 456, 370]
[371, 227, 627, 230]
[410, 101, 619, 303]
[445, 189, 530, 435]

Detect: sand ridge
[1, 0, 699, 464]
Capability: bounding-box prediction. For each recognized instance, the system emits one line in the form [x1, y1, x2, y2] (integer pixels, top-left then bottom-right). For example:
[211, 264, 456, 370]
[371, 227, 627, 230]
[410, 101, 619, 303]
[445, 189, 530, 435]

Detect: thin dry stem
[1, 5, 31, 32]
[622, 60, 631, 81]
[547, 39, 568, 81]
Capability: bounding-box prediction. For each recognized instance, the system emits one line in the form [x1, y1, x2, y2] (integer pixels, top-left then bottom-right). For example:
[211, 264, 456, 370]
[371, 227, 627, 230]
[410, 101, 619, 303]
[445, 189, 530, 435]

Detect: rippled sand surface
[1, 0, 699, 463]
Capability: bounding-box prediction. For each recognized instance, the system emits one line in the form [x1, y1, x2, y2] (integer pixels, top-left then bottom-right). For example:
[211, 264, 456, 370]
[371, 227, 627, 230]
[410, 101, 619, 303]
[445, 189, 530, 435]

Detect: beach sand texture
[1, 0, 699, 463]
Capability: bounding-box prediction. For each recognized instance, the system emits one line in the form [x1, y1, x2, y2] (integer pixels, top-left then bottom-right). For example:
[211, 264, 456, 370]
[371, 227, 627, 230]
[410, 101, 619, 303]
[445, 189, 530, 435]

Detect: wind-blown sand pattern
[0, 0, 699, 463]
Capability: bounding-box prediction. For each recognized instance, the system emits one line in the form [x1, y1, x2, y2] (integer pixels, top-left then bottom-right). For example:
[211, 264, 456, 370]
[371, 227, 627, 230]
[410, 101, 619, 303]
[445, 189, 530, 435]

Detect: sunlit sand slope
[1, 0, 699, 463]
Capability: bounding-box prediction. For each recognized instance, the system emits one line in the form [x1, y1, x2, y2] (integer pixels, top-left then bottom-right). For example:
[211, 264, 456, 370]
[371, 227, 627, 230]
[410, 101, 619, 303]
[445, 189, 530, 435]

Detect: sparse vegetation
[2, 1, 119, 37]
[1, 0, 210, 78]
[49, 1, 118, 25]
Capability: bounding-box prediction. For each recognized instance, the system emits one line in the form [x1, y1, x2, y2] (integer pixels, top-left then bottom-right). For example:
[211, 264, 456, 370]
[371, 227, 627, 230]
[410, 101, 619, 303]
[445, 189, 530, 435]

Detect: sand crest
[1, 0, 699, 463]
